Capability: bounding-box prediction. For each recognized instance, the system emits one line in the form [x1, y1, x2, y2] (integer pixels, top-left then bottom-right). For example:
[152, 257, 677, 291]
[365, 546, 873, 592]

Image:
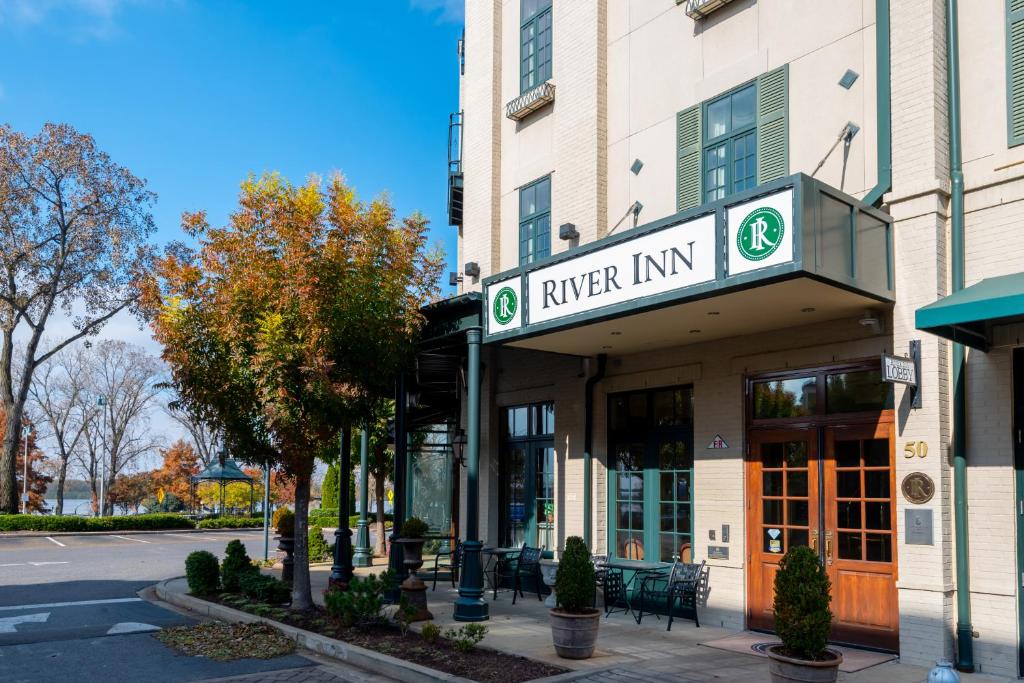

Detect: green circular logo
[492, 286, 517, 326]
[737, 207, 785, 261]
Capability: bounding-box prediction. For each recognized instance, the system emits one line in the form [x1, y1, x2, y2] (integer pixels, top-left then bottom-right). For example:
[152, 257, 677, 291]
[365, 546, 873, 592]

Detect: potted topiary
[767, 545, 843, 682]
[272, 507, 296, 584]
[394, 516, 431, 621]
[551, 536, 600, 659]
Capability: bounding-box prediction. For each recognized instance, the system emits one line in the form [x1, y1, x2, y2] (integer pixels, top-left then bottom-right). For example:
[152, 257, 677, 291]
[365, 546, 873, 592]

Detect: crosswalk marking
[45, 537, 66, 547]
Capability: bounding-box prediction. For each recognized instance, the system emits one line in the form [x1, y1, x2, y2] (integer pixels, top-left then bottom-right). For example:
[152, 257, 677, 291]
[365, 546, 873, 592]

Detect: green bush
[272, 507, 294, 537]
[308, 525, 332, 562]
[323, 570, 395, 627]
[773, 545, 833, 660]
[222, 540, 258, 591]
[444, 624, 488, 652]
[400, 516, 429, 539]
[197, 517, 264, 529]
[555, 536, 596, 613]
[0, 513, 194, 533]
[307, 509, 393, 528]
[321, 465, 339, 510]
[239, 572, 291, 604]
[421, 622, 441, 643]
[185, 550, 221, 595]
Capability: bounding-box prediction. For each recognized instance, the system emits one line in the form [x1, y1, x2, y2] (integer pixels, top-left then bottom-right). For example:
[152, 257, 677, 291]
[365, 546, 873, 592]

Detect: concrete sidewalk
[280, 560, 1012, 683]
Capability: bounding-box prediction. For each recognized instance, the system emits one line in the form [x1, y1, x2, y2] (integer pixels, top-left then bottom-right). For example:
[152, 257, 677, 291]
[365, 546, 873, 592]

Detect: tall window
[519, 175, 551, 265]
[500, 403, 555, 549]
[520, 0, 552, 93]
[703, 83, 757, 202]
[609, 387, 694, 562]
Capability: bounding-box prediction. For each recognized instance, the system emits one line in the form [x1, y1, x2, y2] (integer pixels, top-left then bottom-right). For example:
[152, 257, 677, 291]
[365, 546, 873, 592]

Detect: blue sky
[0, 0, 463, 286]
[0, 0, 463, 454]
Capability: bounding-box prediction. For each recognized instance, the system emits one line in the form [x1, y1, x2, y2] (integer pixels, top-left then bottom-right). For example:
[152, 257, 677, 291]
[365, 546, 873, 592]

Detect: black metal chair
[602, 567, 628, 618]
[431, 539, 463, 590]
[510, 545, 543, 604]
[635, 560, 706, 630]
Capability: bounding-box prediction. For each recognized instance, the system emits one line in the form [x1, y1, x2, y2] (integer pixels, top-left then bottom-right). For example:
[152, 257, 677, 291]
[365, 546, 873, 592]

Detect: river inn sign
[486, 187, 796, 335]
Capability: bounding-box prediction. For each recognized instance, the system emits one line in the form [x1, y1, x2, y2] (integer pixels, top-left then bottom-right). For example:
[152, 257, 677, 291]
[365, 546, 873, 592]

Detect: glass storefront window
[826, 370, 893, 413]
[752, 377, 817, 419]
[500, 402, 555, 549]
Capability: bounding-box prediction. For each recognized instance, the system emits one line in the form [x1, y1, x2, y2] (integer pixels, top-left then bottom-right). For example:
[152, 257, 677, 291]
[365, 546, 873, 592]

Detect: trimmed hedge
[185, 550, 220, 595]
[239, 572, 291, 604]
[308, 509, 394, 528]
[197, 517, 264, 529]
[0, 513, 194, 533]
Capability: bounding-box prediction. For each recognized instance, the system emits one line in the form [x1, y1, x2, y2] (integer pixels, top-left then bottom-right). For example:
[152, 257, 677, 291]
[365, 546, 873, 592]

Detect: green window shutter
[1008, 0, 1024, 146]
[756, 65, 788, 183]
[676, 105, 702, 211]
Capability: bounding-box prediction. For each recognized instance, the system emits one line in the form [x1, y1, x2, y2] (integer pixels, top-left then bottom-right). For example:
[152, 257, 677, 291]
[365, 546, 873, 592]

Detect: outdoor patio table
[600, 559, 667, 617]
[481, 546, 522, 600]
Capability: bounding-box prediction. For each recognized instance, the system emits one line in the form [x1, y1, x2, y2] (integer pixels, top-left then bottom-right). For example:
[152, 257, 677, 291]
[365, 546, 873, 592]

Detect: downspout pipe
[863, 0, 892, 207]
[583, 354, 608, 550]
[946, 0, 974, 672]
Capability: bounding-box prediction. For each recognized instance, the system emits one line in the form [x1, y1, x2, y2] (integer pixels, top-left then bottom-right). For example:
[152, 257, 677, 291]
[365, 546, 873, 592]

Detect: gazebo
[191, 458, 255, 516]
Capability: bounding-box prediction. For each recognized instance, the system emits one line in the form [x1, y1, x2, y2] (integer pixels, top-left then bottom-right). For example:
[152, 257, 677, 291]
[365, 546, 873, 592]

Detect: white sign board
[882, 353, 917, 386]
[486, 276, 522, 333]
[525, 214, 716, 325]
[726, 189, 795, 275]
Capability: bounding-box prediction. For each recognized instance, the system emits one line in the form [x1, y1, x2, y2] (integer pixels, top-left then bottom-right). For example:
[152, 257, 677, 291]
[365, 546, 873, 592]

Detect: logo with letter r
[737, 207, 785, 262]
[493, 286, 518, 326]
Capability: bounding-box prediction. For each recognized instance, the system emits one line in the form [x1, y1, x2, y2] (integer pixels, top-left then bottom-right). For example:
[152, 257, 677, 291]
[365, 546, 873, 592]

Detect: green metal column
[353, 429, 372, 568]
[454, 328, 488, 621]
[946, 0, 974, 671]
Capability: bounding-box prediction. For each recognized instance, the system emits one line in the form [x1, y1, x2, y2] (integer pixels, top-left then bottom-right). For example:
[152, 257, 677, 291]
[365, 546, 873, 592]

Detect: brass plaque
[901, 472, 935, 504]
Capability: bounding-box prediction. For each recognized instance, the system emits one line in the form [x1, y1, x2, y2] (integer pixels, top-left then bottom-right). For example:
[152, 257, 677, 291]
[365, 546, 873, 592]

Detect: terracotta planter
[550, 607, 601, 659]
[766, 645, 842, 683]
[275, 535, 295, 584]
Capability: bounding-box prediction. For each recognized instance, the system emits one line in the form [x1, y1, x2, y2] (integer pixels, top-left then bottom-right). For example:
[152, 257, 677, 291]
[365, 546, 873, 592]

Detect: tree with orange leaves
[2, 411, 51, 514]
[139, 173, 442, 610]
[153, 439, 200, 507]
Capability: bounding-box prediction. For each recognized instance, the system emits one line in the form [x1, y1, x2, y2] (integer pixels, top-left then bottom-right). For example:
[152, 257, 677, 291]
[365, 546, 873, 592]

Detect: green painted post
[454, 328, 488, 621]
[946, 0, 974, 671]
[353, 428, 372, 568]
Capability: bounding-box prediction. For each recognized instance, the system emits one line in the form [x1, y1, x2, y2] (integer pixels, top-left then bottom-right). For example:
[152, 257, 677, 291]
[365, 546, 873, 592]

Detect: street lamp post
[97, 396, 107, 517]
[21, 423, 33, 514]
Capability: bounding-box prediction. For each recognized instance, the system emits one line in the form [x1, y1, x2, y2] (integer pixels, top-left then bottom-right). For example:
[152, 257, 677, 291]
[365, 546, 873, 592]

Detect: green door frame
[1014, 347, 1024, 676]
[606, 386, 695, 562]
[498, 402, 555, 548]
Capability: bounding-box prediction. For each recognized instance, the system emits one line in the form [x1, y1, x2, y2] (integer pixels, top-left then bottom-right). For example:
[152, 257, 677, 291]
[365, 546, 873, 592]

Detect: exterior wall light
[464, 262, 480, 278]
[559, 222, 579, 240]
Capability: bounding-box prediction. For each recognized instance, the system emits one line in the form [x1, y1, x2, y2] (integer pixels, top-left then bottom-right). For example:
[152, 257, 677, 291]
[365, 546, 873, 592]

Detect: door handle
[809, 529, 819, 552]
[825, 531, 834, 564]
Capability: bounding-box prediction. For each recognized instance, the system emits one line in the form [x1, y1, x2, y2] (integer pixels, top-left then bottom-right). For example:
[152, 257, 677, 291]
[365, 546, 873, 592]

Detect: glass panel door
[504, 445, 528, 548]
[536, 445, 555, 550]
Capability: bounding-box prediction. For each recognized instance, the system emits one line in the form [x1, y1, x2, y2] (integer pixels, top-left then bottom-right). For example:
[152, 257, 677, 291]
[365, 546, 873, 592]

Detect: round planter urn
[395, 538, 432, 621]
[927, 661, 960, 683]
[550, 608, 601, 659]
[275, 535, 295, 584]
[538, 559, 559, 608]
[766, 646, 843, 683]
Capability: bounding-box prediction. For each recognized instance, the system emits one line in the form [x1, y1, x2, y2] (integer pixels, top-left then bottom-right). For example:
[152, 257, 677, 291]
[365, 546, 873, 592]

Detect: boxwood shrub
[0, 513, 194, 533]
[197, 517, 264, 529]
[239, 572, 291, 604]
[185, 550, 220, 595]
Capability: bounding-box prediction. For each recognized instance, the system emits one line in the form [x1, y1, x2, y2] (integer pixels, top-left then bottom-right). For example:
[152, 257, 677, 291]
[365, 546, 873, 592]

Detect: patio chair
[635, 560, 705, 630]
[512, 544, 544, 602]
[431, 539, 463, 590]
[602, 567, 628, 618]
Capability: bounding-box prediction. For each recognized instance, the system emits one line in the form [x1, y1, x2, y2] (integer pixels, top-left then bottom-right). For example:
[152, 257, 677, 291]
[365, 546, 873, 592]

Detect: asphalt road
[0, 530, 372, 683]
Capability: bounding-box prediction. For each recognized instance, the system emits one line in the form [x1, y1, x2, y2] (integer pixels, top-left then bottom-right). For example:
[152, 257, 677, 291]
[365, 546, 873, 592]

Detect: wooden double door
[746, 423, 898, 651]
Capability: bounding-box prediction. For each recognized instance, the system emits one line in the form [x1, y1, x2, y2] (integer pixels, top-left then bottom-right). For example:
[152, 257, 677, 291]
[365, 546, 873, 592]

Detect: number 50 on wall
[904, 441, 928, 459]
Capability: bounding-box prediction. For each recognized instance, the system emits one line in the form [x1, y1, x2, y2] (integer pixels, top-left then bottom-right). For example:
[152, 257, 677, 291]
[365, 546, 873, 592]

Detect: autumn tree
[0, 410, 51, 513]
[141, 173, 441, 610]
[29, 345, 91, 515]
[108, 471, 153, 514]
[153, 439, 200, 507]
[365, 400, 395, 557]
[163, 401, 221, 467]
[0, 123, 156, 513]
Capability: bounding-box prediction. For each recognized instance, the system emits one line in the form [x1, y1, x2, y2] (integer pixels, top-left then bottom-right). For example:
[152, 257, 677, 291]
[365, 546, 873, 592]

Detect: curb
[154, 578, 476, 683]
[0, 527, 267, 538]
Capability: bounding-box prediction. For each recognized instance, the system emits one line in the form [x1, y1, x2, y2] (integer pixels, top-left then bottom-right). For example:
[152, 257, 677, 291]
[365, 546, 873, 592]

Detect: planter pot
[766, 645, 843, 683]
[394, 538, 431, 621]
[539, 559, 558, 608]
[276, 535, 295, 584]
[550, 607, 601, 659]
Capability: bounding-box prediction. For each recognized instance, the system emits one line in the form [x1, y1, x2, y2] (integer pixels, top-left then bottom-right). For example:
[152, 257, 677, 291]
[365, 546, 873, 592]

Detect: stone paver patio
[288, 559, 1014, 683]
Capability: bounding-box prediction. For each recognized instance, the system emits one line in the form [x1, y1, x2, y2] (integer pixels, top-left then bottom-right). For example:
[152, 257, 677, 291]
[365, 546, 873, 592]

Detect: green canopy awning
[915, 272, 1024, 351]
[191, 458, 252, 483]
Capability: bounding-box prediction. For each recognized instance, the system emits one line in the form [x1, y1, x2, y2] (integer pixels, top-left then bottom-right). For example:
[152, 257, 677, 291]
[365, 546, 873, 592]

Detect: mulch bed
[156, 622, 297, 661]
[207, 593, 567, 683]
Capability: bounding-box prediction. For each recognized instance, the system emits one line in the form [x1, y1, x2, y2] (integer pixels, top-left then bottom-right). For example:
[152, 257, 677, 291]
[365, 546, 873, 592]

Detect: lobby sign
[726, 189, 794, 276]
[487, 276, 522, 333]
[526, 214, 717, 325]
